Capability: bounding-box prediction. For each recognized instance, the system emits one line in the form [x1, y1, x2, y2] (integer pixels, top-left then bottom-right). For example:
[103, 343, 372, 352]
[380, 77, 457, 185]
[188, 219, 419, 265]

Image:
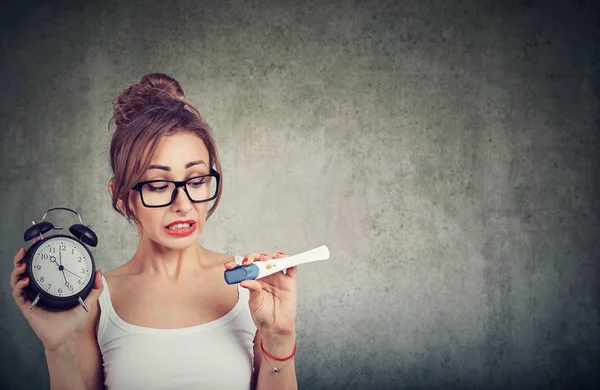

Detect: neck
[127, 238, 212, 282]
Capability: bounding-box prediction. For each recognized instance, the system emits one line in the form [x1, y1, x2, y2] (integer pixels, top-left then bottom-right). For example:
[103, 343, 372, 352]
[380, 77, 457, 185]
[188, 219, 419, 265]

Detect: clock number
[58, 288, 62, 294]
[78, 256, 82, 262]
[41, 254, 49, 260]
[35, 264, 41, 270]
[68, 285, 74, 292]
[81, 268, 86, 273]
[49, 247, 56, 253]
[40, 276, 44, 282]
[47, 284, 52, 289]
[59, 244, 66, 251]
[72, 248, 74, 254]
[77, 279, 82, 285]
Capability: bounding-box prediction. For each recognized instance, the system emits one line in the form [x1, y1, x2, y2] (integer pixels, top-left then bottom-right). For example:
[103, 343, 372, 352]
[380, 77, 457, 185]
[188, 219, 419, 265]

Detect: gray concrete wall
[1, 0, 598, 389]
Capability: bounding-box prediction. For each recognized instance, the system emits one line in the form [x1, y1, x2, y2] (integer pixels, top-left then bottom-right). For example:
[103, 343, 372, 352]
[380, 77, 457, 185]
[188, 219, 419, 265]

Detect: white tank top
[97, 255, 257, 390]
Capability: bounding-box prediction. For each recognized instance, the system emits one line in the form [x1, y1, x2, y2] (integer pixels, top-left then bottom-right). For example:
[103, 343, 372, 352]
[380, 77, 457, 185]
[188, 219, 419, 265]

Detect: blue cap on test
[224, 263, 260, 284]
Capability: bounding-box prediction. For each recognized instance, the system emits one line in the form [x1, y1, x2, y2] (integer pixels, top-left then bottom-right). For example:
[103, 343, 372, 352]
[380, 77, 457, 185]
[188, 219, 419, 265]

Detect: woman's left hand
[224, 252, 297, 337]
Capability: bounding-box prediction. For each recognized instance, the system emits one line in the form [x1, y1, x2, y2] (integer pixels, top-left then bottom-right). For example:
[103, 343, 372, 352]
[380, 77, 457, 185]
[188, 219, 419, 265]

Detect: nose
[171, 186, 193, 213]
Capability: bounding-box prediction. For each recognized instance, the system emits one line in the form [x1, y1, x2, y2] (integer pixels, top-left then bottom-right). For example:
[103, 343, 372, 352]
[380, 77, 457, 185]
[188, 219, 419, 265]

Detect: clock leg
[29, 293, 40, 311]
[78, 297, 89, 312]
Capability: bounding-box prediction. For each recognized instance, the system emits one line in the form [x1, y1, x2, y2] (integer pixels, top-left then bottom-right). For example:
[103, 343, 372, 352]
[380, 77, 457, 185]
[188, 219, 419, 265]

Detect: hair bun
[112, 73, 186, 127]
[139, 73, 186, 101]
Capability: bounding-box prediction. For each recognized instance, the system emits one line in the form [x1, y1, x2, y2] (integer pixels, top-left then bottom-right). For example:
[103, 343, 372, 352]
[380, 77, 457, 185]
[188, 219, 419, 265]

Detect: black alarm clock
[21, 207, 98, 312]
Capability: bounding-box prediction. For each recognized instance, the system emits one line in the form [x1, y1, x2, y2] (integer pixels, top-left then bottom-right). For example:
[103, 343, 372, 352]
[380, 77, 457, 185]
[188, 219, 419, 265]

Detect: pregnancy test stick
[224, 245, 330, 284]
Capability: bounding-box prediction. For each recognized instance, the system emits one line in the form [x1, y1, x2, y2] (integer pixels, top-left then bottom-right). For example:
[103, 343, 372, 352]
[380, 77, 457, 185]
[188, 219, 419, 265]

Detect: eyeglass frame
[131, 168, 221, 208]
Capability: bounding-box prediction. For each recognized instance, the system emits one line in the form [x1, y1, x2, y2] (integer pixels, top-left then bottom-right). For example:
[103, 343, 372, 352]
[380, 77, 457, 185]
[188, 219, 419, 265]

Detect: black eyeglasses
[131, 169, 220, 208]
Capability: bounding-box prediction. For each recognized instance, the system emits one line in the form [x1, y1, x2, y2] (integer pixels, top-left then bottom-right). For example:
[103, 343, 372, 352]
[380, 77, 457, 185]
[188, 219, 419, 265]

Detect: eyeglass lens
[140, 176, 217, 206]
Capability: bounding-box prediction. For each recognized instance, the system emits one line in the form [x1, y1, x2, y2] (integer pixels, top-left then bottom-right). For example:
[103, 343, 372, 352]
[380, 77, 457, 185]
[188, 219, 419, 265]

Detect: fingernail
[261, 254, 266, 257]
[240, 282, 246, 288]
[19, 263, 25, 268]
[23, 277, 28, 282]
[278, 252, 285, 255]
[242, 258, 248, 264]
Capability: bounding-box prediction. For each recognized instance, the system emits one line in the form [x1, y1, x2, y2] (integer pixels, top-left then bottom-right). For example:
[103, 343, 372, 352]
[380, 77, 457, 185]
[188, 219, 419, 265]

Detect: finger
[224, 250, 282, 270]
[268, 251, 289, 275]
[286, 266, 297, 279]
[224, 261, 239, 270]
[271, 251, 296, 278]
[33, 236, 40, 243]
[240, 280, 268, 322]
[12, 276, 31, 313]
[261, 253, 274, 260]
[241, 253, 270, 265]
[240, 280, 263, 295]
[13, 247, 25, 267]
[224, 251, 273, 269]
[10, 261, 27, 289]
[85, 270, 104, 302]
[80, 270, 104, 312]
[265, 251, 281, 259]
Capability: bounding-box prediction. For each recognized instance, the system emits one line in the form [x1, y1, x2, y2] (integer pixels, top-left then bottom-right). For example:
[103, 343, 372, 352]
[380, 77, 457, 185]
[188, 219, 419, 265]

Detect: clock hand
[57, 252, 70, 285]
[49, 254, 83, 280]
[63, 268, 83, 279]
[57, 251, 84, 279]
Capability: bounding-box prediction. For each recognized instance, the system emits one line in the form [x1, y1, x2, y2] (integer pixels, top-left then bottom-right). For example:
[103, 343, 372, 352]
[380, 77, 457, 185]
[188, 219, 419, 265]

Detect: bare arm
[80, 292, 104, 390]
[45, 292, 104, 390]
[11, 244, 105, 390]
[45, 342, 87, 390]
[253, 330, 298, 390]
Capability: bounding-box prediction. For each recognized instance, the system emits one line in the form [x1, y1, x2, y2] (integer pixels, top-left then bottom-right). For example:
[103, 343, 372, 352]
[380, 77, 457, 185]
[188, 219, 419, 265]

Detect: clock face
[31, 237, 94, 298]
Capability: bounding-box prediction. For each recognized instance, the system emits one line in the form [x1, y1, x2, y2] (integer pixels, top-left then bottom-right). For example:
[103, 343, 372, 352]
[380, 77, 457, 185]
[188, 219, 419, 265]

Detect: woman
[10, 73, 298, 390]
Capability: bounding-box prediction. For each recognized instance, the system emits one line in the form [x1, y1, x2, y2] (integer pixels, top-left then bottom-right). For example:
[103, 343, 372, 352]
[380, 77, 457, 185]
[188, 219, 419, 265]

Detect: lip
[165, 219, 196, 228]
[164, 220, 197, 237]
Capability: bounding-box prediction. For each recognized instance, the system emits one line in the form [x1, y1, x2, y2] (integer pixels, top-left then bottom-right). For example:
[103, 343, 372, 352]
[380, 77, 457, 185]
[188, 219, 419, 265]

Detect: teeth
[168, 223, 192, 230]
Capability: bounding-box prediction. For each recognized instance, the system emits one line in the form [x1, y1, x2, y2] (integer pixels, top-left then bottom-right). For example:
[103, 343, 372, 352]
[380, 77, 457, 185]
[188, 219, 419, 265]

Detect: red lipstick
[164, 220, 197, 237]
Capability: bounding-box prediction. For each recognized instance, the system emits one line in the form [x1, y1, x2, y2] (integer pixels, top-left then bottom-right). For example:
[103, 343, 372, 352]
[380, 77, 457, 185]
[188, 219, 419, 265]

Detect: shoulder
[100, 266, 126, 297]
[100, 264, 133, 305]
[103, 265, 126, 285]
[200, 246, 238, 267]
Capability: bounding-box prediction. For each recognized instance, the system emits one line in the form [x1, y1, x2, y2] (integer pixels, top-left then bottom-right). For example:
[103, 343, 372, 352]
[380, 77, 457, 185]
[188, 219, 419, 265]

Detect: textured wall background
[1, 0, 598, 389]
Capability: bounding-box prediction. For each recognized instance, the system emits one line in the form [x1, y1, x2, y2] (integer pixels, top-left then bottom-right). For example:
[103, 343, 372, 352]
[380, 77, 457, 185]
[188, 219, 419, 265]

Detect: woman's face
[128, 131, 213, 250]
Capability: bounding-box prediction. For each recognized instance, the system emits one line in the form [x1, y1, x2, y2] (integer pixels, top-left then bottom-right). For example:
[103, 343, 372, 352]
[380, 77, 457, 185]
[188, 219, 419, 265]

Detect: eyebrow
[147, 160, 207, 171]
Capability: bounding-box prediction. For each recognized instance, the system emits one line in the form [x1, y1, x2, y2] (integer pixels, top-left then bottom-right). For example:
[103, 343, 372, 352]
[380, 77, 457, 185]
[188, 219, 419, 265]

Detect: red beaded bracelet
[260, 340, 297, 361]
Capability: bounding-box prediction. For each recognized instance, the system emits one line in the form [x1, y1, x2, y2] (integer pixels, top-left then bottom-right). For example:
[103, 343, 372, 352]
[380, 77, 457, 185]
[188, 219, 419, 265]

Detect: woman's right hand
[9, 237, 104, 352]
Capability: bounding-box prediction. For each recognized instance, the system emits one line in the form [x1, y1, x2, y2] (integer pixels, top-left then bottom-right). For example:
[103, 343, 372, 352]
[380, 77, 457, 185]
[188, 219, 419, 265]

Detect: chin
[156, 239, 195, 251]
[159, 229, 202, 250]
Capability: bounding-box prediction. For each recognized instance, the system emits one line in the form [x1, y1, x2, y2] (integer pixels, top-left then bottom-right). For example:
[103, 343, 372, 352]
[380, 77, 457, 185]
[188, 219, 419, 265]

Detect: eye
[146, 183, 169, 192]
[188, 178, 207, 188]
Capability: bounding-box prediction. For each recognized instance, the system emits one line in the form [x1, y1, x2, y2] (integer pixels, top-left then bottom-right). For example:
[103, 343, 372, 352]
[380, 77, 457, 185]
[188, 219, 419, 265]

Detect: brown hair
[108, 73, 223, 228]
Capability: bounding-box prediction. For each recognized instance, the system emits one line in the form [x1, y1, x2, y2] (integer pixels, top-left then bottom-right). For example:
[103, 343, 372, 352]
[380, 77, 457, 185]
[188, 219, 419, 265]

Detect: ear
[108, 179, 125, 211]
